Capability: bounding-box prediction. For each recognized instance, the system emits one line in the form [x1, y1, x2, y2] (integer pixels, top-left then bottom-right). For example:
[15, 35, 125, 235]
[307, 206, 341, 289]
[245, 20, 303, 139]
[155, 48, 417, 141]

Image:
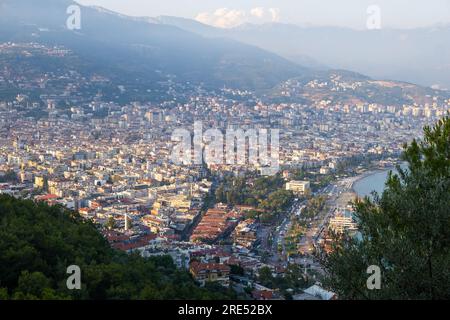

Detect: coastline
[350, 165, 398, 194]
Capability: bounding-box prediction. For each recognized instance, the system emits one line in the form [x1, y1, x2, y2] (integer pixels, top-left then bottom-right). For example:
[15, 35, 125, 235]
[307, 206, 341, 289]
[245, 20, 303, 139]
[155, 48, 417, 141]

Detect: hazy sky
[76, 0, 450, 29]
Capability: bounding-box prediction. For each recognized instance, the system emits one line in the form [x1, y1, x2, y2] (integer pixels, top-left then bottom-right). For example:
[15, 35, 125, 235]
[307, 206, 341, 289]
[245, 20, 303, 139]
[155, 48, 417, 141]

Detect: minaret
[124, 213, 129, 231]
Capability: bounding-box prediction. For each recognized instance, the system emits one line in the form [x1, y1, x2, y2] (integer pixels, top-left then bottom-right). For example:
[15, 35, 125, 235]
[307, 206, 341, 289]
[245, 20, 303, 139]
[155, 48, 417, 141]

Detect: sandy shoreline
[350, 166, 398, 194]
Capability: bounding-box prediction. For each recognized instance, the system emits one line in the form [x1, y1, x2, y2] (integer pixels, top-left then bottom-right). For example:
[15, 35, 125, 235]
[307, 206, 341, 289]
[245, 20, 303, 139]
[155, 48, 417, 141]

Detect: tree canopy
[215, 174, 294, 222]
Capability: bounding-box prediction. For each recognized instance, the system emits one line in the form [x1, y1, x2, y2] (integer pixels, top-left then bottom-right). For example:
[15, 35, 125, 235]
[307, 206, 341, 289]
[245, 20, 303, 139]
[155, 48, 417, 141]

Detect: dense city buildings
[1, 22, 449, 301]
[2, 62, 448, 297]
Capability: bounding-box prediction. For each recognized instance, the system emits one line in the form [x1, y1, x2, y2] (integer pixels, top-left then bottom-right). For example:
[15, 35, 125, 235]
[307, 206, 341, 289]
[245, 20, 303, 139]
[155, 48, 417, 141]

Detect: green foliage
[230, 265, 245, 276]
[216, 174, 294, 222]
[106, 216, 116, 230]
[302, 196, 326, 220]
[323, 117, 450, 299]
[0, 288, 9, 300]
[290, 168, 335, 192]
[258, 266, 273, 287]
[0, 195, 234, 300]
[11, 271, 69, 300]
[258, 265, 308, 294]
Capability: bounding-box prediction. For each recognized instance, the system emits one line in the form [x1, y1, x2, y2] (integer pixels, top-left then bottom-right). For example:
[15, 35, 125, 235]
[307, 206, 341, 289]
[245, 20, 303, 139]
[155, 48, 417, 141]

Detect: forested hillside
[0, 195, 236, 300]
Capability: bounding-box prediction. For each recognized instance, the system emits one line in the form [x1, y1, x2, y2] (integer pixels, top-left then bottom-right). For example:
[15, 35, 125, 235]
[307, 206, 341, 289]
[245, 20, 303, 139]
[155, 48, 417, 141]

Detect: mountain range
[0, 0, 306, 91]
[0, 0, 449, 106]
[156, 16, 450, 90]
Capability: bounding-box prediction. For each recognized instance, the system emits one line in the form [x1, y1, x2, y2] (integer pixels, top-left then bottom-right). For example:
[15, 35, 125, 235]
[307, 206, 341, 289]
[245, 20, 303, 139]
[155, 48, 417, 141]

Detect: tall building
[286, 180, 311, 195]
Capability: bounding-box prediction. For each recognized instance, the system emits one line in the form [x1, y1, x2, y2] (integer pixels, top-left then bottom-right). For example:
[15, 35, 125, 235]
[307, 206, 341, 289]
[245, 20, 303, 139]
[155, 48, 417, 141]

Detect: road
[270, 199, 306, 262]
[257, 198, 304, 264]
[259, 176, 359, 266]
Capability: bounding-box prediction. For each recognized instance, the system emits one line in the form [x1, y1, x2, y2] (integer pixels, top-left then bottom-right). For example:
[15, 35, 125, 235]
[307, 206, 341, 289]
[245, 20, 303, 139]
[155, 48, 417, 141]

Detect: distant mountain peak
[0, 0, 308, 91]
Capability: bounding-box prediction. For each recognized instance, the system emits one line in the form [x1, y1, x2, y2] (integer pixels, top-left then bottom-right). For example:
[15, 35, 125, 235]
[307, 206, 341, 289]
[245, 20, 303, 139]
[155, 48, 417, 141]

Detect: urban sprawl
[1, 43, 449, 300]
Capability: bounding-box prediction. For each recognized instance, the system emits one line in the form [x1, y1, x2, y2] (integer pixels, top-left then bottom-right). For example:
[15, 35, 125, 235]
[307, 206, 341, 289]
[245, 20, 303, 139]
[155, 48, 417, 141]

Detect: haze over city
[77, 0, 450, 29]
